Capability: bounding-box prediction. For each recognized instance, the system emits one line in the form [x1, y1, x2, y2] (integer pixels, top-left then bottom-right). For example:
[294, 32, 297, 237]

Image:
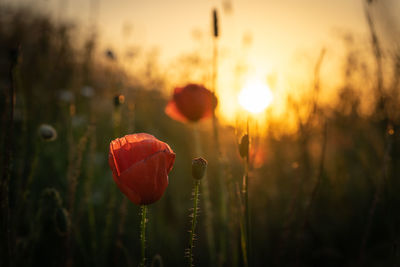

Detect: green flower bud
[54, 207, 70, 236]
[38, 124, 57, 141]
[192, 157, 207, 180]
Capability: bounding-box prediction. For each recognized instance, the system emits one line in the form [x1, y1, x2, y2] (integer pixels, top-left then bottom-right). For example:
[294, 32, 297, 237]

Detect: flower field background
[1, 3, 400, 267]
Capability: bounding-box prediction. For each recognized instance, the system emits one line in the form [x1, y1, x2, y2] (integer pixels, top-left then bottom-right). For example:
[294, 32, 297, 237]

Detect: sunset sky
[7, 0, 400, 123]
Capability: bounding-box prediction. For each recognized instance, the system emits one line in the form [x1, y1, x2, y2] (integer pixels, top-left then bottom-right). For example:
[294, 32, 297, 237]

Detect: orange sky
[9, 0, 368, 65]
[8, 0, 399, 125]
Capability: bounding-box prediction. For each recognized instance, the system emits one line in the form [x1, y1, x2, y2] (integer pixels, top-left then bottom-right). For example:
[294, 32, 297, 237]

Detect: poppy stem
[188, 180, 201, 267]
[192, 125, 216, 263]
[140, 205, 147, 267]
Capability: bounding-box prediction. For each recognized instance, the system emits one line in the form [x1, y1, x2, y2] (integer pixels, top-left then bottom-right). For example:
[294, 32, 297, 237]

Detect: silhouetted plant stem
[85, 124, 97, 260]
[22, 139, 41, 202]
[296, 121, 328, 266]
[364, 2, 384, 111]
[1, 48, 18, 267]
[359, 132, 393, 265]
[236, 183, 248, 267]
[210, 8, 228, 265]
[188, 180, 201, 267]
[140, 205, 147, 267]
[238, 120, 251, 267]
[102, 103, 123, 263]
[116, 102, 135, 256]
[243, 121, 252, 266]
[66, 125, 91, 267]
[192, 125, 216, 263]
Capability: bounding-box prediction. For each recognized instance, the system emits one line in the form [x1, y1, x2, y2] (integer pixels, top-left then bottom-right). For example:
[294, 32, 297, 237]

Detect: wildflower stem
[140, 205, 147, 267]
[236, 183, 248, 267]
[192, 125, 216, 263]
[242, 157, 250, 267]
[211, 13, 228, 264]
[1, 48, 18, 267]
[241, 118, 251, 267]
[188, 180, 201, 267]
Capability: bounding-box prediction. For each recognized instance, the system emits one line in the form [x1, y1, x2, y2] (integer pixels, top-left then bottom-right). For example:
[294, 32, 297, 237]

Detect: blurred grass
[0, 4, 400, 267]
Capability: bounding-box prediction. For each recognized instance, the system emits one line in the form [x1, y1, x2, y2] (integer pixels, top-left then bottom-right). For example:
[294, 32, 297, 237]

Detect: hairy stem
[188, 180, 201, 267]
[192, 125, 215, 262]
[140, 205, 147, 267]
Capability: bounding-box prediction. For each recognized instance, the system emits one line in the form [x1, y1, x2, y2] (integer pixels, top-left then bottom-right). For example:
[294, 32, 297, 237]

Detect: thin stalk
[140, 205, 147, 267]
[358, 132, 393, 265]
[211, 16, 228, 265]
[102, 104, 122, 264]
[21, 139, 41, 202]
[364, 2, 385, 113]
[85, 125, 97, 261]
[116, 102, 135, 256]
[242, 117, 252, 266]
[296, 121, 328, 266]
[242, 155, 250, 267]
[236, 183, 248, 267]
[192, 125, 216, 263]
[1, 50, 18, 267]
[188, 180, 201, 267]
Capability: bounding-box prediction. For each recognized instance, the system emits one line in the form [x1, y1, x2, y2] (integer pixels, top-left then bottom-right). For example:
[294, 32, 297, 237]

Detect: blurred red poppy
[165, 83, 217, 123]
[108, 133, 176, 205]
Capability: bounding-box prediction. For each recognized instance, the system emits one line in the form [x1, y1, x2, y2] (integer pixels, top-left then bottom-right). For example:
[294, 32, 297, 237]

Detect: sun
[238, 78, 274, 114]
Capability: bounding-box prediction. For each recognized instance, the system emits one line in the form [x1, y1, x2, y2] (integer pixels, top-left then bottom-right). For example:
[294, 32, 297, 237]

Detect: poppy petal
[118, 150, 175, 205]
[165, 100, 190, 123]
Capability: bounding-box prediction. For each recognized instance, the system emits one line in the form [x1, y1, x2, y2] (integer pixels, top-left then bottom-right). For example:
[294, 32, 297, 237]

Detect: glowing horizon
[238, 78, 273, 114]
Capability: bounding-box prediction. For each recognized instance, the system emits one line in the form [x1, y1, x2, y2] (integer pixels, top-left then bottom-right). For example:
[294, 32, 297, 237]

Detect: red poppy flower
[165, 83, 217, 123]
[108, 133, 176, 205]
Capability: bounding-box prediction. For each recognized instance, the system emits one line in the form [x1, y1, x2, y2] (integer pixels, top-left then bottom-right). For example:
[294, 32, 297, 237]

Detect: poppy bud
[38, 124, 57, 141]
[54, 207, 70, 236]
[192, 157, 207, 180]
[239, 134, 249, 159]
[114, 94, 125, 107]
[37, 188, 69, 236]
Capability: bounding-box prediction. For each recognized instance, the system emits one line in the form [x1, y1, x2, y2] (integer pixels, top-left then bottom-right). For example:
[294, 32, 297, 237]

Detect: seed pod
[114, 94, 125, 107]
[105, 49, 116, 61]
[38, 124, 57, 141]
[192, 157, 208, 180]
[239, 134, 249, 159]
[54, 207, 70, 236]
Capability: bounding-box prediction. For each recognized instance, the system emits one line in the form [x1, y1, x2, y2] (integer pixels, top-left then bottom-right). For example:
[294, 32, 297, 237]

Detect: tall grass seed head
[213, 9, 219, 38]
